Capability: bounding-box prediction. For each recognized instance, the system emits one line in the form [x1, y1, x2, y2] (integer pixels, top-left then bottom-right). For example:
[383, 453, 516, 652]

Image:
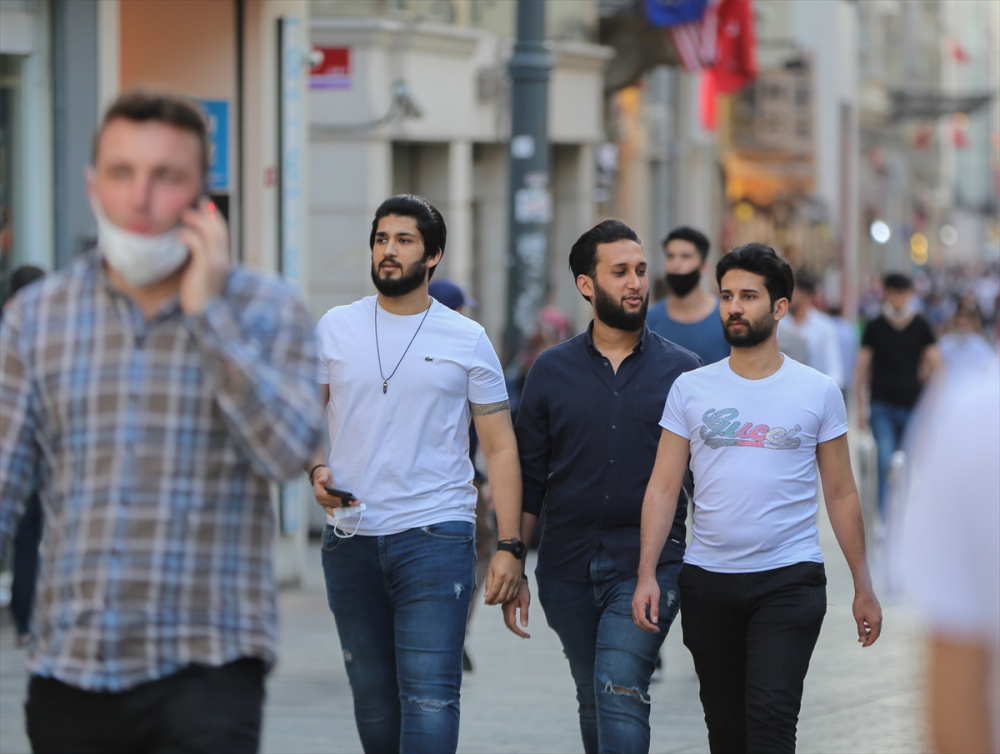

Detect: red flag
[713, 0, 756, 94]
[700, 68, 718, 130]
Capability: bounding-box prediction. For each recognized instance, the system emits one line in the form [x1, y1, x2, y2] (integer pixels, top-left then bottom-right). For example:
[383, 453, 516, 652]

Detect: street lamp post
[504, 0, 552, 364]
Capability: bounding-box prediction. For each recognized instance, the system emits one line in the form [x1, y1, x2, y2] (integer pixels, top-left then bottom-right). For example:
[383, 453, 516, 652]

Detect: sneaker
[462, 648, 474, 673]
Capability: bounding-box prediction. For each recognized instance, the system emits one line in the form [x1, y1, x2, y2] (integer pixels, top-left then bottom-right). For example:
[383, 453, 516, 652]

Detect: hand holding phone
[324, 486, 357, 507]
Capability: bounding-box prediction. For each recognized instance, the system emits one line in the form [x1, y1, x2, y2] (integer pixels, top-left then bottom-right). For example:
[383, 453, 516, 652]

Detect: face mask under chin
[91, 198, 190, 288]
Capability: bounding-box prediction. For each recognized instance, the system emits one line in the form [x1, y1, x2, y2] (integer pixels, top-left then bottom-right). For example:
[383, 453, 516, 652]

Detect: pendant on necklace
[383, 381, 388, 394]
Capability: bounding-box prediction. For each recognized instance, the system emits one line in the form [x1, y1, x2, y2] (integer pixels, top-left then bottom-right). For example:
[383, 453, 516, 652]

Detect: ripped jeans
[536, 548, 682, 754]
[321, 521, 475, 754]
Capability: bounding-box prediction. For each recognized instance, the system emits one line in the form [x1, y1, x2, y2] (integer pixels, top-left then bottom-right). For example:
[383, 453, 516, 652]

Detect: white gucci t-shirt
[659, 356, 848, 572]
[316, 296, 507, 535]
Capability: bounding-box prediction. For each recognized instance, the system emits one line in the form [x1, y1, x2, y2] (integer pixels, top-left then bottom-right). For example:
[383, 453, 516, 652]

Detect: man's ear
[576, 274, 594, 303]
[772, 296, 789, 322]
[425, 248, 444, 275]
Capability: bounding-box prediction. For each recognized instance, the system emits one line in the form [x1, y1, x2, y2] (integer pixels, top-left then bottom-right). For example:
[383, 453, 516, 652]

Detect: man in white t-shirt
[898, 364, 1000, 754]
[307, 195, 524, 754]
[632, 243, 882, 754]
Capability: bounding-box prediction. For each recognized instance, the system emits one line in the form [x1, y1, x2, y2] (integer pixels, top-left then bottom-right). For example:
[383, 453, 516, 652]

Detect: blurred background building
[1, 0, 998, 576]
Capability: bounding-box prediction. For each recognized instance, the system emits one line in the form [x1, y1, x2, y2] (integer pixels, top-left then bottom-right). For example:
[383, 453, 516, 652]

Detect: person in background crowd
[0, 91, 322, 753]
[898, 362, 1000, 754]
[2, 265, 46, 648]
[309, 195, 524, 754]
[428, 278, 496, 674]
[634, 243, 881, 754]
[778, 270, 844, 388]
[855, 273, 941, 515]
[936, 297, 997, 374]
[647, 226, 729, 366]
[507, 220, 700, 754]
[827, 306, 859, 408]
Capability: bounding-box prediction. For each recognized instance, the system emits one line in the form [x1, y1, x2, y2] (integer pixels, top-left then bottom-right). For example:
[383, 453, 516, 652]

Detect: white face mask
[91, 197, 190, 287]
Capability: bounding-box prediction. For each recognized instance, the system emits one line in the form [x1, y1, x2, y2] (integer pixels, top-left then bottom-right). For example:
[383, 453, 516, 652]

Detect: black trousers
[25, 658, 266, 754]
[679, 562, 827, 754]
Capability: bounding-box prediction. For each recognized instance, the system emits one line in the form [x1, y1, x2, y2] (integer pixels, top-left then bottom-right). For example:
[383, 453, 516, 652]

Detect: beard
[723, 309, 776, 347]
[371, 256, 428, 297]
[593, 279, 649, 332]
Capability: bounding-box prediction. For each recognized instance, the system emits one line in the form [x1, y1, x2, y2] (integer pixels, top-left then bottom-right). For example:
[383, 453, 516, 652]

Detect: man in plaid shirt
[0, 92, 322, 753]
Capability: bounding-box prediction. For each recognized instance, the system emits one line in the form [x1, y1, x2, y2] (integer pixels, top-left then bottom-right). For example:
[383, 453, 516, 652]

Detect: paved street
[1, 501, 929, 754]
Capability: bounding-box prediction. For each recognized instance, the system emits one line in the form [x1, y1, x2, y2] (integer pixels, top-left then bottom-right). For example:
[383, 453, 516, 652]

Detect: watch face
[513, 541, 527, 559]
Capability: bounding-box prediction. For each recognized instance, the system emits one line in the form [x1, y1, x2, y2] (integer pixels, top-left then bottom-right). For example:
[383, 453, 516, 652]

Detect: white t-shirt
[659, 356, 848, 573]
[316, 296, 507, 535]
[898, 366, 1000, 750]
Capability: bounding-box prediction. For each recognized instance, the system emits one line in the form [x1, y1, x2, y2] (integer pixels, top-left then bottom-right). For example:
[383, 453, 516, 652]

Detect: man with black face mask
[647, 226, 729, 365]
[505, 220, 701, 754]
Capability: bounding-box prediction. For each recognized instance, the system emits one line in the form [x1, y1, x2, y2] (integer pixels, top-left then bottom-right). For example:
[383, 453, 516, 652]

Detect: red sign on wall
[310, 47, 351, 90]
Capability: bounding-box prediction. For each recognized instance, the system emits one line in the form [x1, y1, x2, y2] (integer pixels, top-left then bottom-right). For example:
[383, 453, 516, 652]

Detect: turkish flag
[699, 0, 756, 129]
[712, 0, 756, 94]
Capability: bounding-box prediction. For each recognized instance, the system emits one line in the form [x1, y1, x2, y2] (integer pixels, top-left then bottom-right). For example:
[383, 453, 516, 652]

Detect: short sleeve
[467, 331, 508, 405]
[314, 314, 331, 385]
[658, 379, 690, 439]
[899, 374, 1000, 639]
[817, 378, 848, 443]
[860, 319, 876, 348]
[918, 315, 936, 347]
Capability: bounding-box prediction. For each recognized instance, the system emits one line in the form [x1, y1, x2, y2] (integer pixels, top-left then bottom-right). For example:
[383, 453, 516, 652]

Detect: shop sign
[310, 47, 351, 90]
[195, 99, 229, 192]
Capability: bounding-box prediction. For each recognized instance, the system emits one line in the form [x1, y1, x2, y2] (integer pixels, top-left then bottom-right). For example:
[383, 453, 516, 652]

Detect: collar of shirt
[582, 320, 652, 357]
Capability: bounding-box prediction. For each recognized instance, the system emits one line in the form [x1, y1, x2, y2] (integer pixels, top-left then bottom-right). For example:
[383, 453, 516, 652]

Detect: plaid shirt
[0, 252, 321, 691]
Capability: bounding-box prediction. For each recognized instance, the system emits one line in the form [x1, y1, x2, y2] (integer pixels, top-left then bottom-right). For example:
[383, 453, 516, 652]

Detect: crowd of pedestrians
[0, 90, 996, 754]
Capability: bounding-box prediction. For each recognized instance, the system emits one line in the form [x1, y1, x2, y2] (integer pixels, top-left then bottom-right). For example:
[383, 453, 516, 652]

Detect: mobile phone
[324, 486, 357, 506]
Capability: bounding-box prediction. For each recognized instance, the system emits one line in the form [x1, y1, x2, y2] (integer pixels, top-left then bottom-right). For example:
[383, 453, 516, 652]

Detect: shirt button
[605, 495, 610, 500]
[604, 361, 609, 367]
[614, 391, 618, 396]
[609, 459, 615, 464]
[612, 425, 616, 430]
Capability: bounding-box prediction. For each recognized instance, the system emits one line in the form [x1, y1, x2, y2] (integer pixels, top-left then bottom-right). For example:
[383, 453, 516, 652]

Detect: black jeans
[25, 658, 266, 754]
[679, 562, 827, 754]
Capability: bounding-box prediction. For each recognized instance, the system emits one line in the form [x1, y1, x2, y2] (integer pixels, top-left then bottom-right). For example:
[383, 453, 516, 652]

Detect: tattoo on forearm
[470, 400, 510, 416]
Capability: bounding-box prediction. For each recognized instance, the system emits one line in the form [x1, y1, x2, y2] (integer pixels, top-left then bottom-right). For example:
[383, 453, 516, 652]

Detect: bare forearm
[826, 492, 872, 588]
[305, 448, 326, 475]
[638, 490, 678, 579]
[485, 446, 523, 541]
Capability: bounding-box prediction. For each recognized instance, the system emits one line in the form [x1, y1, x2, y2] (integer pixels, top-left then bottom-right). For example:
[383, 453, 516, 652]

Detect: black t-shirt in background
[861, 314, 936, 408]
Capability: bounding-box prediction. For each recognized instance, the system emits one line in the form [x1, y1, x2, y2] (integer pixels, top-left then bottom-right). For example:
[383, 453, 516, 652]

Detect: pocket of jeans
[419, 521, 474, 542]
[320, 524, 344, 553]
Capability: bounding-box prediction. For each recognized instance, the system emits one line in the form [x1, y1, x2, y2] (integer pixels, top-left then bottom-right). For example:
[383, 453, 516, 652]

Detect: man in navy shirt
[504, 220, 700, 754]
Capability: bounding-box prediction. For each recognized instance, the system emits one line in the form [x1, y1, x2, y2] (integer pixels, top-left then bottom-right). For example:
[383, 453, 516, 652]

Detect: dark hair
[794, 268, 818, 295]
[9, 265, 45, 296]
[93, 91, 210, 177]
[663, 226, 710, 261]
[569, 219, 641, 302]
[883, 273, 913, 292]
[715, 243, 794, 307]
[369, 194, 447, 280]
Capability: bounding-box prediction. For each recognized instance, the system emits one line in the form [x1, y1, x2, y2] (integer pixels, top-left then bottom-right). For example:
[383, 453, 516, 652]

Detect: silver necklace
[374, 300, 432, 394]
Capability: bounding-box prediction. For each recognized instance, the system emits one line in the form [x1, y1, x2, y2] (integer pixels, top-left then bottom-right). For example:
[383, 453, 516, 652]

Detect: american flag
[668, 0, 721, 73]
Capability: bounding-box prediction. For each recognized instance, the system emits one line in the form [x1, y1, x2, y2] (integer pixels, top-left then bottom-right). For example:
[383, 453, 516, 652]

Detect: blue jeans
[869, 401, 912, 514]
[321, 521, 476, 754]
[536, 548, 682, 754]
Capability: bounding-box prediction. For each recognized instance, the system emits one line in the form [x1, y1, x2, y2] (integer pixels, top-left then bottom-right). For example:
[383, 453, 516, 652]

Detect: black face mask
[666, 269, 701, 297]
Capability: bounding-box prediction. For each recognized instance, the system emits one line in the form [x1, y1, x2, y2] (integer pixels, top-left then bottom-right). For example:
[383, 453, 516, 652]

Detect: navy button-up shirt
[515, 323, 702, 582]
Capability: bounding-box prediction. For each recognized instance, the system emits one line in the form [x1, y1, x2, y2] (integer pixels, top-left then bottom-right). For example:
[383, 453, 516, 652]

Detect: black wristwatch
[497, 538, 527, 560]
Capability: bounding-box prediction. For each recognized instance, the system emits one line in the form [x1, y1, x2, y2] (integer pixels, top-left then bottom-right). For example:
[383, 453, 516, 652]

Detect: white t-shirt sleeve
[315, 314, 331, 385]
[659, 379, 690, 438]
[817, 378, 848, 442]
[467, 331, 508, 405]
